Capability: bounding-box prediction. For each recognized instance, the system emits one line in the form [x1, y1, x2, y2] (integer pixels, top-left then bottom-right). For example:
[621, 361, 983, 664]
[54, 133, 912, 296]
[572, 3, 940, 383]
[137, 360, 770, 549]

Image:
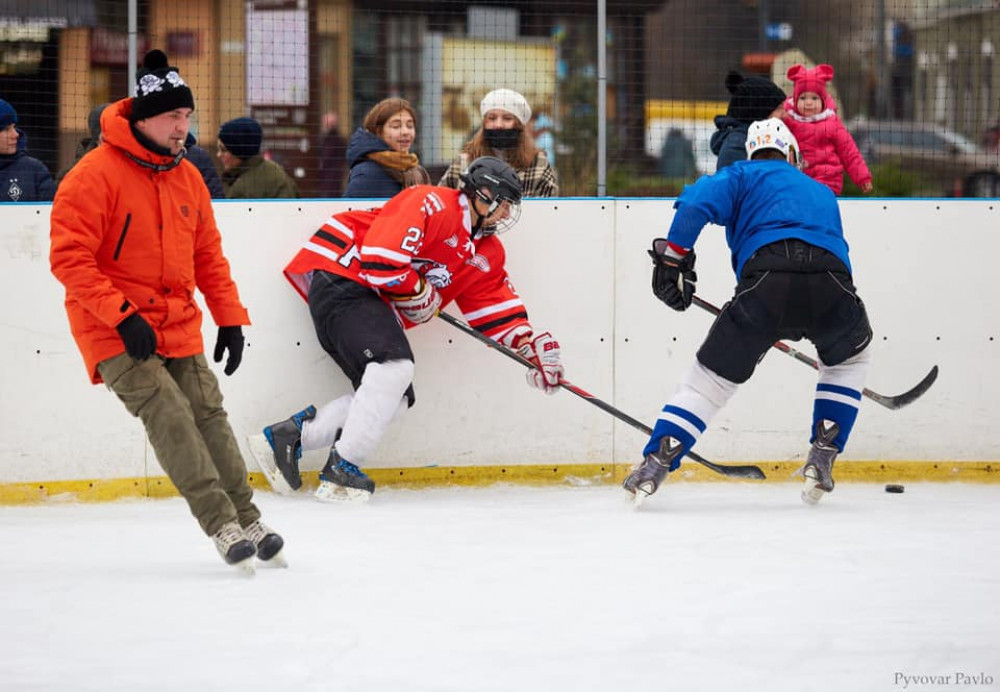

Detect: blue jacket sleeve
[186, 147, 226, 199]
[200, 165, 226, 199]
[345, 160, 402, 198]
[37, 166, 56, 202]
[716, 136, 748, 171]
[666, 171, 739, 249]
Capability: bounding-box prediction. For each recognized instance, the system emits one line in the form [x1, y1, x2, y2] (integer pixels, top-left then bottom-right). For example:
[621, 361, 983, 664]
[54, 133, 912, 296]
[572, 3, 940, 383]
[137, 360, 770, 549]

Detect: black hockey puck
[885, 484, 905, 494]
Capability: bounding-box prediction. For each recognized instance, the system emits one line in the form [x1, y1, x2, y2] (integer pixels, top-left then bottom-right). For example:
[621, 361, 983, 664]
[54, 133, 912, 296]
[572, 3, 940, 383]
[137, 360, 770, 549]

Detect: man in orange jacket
[49, 49, 283, 574]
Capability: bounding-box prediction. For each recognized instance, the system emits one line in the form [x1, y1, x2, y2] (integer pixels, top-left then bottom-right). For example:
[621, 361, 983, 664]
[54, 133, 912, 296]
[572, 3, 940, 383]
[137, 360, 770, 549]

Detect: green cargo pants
[98, 352, 260, 536]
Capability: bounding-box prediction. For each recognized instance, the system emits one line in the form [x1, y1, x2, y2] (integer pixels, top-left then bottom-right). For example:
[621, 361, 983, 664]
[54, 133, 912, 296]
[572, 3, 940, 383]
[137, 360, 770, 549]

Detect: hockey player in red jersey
[254, 156, 564, 500]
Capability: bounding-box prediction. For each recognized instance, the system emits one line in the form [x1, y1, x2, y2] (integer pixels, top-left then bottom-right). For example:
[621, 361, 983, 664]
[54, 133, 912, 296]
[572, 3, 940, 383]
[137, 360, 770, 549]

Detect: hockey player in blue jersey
[624, 118, 873, 506]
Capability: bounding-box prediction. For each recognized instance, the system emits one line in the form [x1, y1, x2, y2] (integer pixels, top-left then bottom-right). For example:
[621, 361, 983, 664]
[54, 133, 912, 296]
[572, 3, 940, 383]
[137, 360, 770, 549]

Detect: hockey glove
[116, 313, 157, 361]
[392, 280, 442, 324]
[517, 331, 563, 395]
[649, 239, 697, 312]
[213, 326, 245, 376]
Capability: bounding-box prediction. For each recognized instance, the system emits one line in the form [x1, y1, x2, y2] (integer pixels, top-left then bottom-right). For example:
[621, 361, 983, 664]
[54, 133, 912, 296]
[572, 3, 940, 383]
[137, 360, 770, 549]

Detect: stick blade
[720, 464, 768, 480]
[690, 453, 767, 480]
[865, 365, 939, 410]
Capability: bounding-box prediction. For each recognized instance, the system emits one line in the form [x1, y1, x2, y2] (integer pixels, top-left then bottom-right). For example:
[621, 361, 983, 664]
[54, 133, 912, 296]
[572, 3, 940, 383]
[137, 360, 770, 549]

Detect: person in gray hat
[55, 102, 109, 187]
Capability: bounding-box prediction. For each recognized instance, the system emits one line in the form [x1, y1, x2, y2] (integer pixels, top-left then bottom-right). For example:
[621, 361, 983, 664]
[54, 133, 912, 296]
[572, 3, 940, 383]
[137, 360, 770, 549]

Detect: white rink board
[0, 198, 996, 484]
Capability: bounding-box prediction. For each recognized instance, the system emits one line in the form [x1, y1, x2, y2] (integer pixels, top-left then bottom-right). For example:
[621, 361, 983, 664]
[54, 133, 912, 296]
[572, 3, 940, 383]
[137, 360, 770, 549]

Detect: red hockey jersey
[284, 185, 533, 346]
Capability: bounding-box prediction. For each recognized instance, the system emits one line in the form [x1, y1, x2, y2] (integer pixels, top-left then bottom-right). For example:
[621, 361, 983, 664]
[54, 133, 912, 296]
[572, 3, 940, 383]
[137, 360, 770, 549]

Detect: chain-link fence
[2, 0, 999, 199]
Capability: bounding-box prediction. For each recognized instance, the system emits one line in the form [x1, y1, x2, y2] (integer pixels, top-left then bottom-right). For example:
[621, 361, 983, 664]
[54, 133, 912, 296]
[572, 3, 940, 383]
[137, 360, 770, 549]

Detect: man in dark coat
[0, 98, 56, 202]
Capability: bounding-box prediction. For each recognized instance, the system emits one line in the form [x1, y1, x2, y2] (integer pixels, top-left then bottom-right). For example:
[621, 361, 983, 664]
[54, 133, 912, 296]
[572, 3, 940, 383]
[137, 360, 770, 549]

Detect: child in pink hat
[783, 63, 873, 195]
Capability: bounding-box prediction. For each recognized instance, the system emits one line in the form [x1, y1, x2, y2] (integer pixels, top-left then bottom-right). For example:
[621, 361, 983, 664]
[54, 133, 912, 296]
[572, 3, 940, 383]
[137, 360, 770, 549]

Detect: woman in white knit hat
[438, 88, 558, 197]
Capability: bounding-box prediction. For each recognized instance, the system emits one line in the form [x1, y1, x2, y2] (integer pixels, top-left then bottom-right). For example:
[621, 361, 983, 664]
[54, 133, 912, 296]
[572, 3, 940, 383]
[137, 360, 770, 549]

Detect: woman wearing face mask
[438, 88, 558, 197]
[345, 97, 430, 198]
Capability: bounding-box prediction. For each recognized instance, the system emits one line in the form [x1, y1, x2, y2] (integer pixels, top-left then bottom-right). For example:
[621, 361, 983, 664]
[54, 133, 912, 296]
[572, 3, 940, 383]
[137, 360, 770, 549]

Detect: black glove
[116, 313, 157, 361]
[213, 326, 245, 376]
[649, 241, 697, 312]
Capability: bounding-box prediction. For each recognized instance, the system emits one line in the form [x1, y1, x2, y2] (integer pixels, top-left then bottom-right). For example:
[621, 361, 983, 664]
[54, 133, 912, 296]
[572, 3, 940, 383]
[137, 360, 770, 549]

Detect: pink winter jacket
[783, 97, 872, 195]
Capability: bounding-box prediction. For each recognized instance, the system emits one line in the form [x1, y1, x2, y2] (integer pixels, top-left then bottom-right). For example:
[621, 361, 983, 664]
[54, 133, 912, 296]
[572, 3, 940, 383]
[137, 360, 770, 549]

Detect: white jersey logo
[466, 253, 491, 274]
[422, 192, 445, 217]
[6, 177, 23, 202]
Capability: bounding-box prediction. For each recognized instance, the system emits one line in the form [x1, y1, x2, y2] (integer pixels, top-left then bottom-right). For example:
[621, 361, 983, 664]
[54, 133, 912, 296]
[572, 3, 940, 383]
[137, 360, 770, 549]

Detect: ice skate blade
[247, 433, 295, 496]
[314, 480, 372, 503]
[630, 482, 656, 509]
[233, 558, 256, 576]
[259, 550, 288, 569]
[801, 478, 825, 505]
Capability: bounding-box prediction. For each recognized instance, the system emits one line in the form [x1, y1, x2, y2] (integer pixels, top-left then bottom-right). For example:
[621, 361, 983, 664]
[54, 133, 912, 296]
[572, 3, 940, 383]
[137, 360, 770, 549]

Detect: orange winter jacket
[50, 98, 250, 384]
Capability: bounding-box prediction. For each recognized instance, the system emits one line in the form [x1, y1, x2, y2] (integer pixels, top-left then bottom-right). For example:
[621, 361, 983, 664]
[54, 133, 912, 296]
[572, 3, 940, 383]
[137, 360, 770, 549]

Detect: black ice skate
[244, 519, 287, 568]
[261, 405, 317, 492]
[801, 420, 840, 505]
[623, 437, 683, 508]
[315, 449, 375, 502]
[212, 521, 257, 575]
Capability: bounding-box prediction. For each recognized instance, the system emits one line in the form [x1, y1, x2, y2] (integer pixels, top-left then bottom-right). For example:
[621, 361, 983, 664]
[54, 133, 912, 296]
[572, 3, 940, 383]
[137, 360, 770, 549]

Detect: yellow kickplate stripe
[0, 461, 996, 505]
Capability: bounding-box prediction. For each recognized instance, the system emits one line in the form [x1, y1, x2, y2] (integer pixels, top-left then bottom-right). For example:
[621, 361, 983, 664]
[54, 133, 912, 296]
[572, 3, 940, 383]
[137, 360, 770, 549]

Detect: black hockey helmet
[459, 156, 523, 237]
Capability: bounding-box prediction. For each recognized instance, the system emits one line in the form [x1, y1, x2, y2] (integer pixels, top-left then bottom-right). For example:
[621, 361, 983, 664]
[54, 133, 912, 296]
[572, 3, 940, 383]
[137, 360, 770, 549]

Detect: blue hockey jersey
[666, 159, 851, 277]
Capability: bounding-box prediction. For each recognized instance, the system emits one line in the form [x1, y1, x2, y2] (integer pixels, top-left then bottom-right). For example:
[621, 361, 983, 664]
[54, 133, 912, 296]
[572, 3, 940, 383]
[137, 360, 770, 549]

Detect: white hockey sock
[301, 394, 353, 452]
[649, 361, 739, 452]
[817, 344, 872, 393]
[672, 360, 739, 426]
[814, 344, 872, 449]
[335, 359, 413, 465]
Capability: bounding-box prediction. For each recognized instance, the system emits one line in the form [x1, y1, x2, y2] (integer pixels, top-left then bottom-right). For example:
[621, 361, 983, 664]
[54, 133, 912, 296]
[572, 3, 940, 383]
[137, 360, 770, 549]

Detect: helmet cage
[460, 156, 523, 236]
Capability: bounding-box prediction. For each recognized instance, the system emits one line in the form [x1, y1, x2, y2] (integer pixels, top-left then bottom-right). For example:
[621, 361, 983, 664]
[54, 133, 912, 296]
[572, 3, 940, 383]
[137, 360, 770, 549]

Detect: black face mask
[483, 128, 521, 151]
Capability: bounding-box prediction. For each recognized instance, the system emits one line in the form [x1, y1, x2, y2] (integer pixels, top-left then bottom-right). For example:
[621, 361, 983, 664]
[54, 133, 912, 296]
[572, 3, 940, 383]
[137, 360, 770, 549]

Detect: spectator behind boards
[217, 117, 298, 199]
[344, 97, 430, 198]
[184, 131, 225, 198]
[783, 63, 872, 195]
[710, 72, 787, 171]
[317, 111, 348, 197]
[55, 102, 110, 186]
[438, 88, 558, 197]
[0, 98, 56, 202]
[49, 49, 285, 574]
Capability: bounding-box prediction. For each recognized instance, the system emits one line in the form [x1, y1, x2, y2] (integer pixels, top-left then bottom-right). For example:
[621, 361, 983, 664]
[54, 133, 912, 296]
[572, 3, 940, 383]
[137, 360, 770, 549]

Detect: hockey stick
[438, 311, 766, 480]
[690, 295, 938, 410]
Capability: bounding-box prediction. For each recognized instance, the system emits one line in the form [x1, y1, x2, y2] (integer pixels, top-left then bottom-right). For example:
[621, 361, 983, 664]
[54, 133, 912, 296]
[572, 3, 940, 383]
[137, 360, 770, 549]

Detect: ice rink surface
[1, 481, 998, 692]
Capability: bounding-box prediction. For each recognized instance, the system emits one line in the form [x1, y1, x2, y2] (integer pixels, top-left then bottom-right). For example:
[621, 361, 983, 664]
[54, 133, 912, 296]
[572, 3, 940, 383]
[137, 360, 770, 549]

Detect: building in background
[2, 0, 998, 197]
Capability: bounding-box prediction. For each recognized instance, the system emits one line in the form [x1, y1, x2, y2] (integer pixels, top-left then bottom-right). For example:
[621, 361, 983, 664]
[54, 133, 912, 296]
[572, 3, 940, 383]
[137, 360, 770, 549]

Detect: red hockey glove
[391, 280, 441, 324]
[517, 331, 563, 395]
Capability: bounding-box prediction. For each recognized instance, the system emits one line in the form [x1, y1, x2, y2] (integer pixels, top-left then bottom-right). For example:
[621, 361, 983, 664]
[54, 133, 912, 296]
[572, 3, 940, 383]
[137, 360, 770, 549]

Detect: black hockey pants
[697, 239, 872, 384]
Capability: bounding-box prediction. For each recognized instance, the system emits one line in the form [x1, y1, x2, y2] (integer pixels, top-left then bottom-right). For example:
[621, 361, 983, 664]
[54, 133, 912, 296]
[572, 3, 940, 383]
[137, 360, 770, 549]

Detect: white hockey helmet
[745, 118, 800, 165]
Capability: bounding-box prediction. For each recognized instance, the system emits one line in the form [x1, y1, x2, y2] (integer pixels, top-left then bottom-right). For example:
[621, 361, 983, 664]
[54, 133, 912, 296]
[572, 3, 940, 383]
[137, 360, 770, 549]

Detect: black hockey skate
[801, 420, 840, 505]
[244, 519, 287, 568]
[261, 405, 317, 491]
[623, 437, 683, 508]
[212, 521, 256, 575]
[315, 449, 375, 502]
